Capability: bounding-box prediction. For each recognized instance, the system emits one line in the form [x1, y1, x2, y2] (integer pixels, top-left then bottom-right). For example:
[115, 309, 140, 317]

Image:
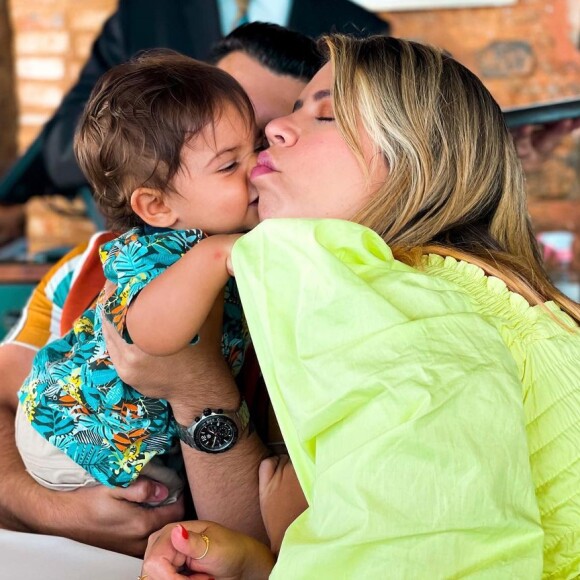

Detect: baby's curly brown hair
[74, 49, 255, 231]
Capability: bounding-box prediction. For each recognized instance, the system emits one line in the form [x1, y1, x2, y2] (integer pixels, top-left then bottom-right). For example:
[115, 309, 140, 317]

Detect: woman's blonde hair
[323, 34, 580, 323]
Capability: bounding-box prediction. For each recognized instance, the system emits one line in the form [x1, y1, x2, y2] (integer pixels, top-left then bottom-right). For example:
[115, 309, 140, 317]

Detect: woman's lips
[250, 164, 274, 180]
[250, 151, 277, 181]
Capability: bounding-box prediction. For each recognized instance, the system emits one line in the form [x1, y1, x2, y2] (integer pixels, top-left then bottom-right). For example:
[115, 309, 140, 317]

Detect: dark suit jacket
[0, 0, 388, 200]
[117, 0, 389, 62]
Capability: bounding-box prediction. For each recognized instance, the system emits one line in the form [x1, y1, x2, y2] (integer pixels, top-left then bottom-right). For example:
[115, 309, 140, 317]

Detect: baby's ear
[130, 187, 177, 228]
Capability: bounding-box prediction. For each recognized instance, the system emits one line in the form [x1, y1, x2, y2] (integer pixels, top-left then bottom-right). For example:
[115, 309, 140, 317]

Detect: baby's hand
[259, 455, 308, 554]
[212, 233, 242, 276]
[226, 253, 235, 276]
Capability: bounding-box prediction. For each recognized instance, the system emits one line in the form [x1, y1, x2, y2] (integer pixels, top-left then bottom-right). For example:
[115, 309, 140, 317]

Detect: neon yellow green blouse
[232, 219, 580, 579]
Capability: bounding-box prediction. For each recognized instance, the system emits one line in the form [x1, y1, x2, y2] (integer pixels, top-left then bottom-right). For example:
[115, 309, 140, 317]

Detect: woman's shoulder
[239, 218, 578, 341]
[422, 255, 580, 459]
[236, 219, 502, 326]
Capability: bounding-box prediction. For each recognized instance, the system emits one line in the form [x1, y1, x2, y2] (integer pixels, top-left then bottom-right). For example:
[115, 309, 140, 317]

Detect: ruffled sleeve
[232, 218, 544, 578]
[423, 254, 580, 579]
[524, 334, 580, 578]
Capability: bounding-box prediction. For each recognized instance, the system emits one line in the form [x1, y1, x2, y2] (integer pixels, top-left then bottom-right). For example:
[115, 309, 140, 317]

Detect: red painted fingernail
[177, 524, 189, 539]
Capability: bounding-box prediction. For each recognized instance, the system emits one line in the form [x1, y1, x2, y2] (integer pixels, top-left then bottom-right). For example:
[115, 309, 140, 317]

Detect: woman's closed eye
[315, 101, 335, 123]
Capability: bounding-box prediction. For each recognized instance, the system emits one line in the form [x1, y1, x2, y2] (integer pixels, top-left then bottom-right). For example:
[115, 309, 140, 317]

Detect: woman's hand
[141, 520, 275, 580]
[259, 455, 308, 554]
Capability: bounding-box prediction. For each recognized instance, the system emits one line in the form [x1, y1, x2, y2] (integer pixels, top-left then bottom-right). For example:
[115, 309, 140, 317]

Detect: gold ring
[137, 576, 148, 580]
[193, 532, 210, 560]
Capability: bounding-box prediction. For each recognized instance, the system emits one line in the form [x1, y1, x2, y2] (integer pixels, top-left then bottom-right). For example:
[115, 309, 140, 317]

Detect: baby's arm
[126, 233, 240, 356]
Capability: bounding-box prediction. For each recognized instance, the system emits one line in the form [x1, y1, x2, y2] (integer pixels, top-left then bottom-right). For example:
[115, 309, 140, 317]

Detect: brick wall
[9, 0, 116, 153]
[377, 0, 580, 270]
[378, 1, 580, 106]
[7, 0, 579, 152]
[2, 0, 579, 267]
[0, 0, 17, 176]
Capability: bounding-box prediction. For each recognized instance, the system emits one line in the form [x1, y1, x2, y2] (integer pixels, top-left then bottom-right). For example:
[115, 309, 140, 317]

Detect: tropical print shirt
[18, 226, 248, 487]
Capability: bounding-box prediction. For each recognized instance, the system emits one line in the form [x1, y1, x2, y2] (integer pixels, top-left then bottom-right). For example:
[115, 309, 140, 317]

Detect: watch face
[194, 415, 239, 453]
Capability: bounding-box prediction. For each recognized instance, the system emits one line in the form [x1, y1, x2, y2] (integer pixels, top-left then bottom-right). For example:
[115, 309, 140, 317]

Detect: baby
[16, 51, 260, 502]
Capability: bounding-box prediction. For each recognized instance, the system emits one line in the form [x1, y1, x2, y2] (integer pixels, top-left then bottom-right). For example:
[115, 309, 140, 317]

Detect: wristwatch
[174, 400, 250, 453]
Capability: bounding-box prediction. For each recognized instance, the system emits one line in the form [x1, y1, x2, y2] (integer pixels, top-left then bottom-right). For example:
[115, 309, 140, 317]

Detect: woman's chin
[257, 202, 274, 222]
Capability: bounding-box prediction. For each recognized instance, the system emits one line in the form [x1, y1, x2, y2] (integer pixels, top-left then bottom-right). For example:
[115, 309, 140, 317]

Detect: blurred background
[0, 0, 578, 336]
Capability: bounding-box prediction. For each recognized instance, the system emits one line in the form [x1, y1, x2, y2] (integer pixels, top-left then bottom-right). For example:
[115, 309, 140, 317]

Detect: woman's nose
[265, 115, 298, 147]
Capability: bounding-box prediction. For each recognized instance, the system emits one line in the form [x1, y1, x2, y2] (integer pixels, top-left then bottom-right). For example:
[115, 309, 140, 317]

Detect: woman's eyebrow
[292, 89, 332, 113]
[313, 89, 331, 101]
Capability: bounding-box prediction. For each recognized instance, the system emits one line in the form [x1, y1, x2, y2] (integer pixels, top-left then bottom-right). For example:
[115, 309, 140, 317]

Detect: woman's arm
[126, 234, 240, 356]
[232, 219, 544, 577]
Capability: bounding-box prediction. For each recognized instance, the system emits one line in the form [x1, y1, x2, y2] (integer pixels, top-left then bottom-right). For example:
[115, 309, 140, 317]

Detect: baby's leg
[16, 405, 184, 504]
[15, 404, 99, 491]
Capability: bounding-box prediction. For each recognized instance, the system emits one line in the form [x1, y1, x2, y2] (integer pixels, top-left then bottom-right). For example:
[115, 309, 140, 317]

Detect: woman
[139, 34, 580, 579]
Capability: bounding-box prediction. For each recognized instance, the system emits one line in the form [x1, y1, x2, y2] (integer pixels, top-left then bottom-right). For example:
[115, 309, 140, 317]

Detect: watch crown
[217, 408, 223, 414]
[203, 408, 211, 416]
